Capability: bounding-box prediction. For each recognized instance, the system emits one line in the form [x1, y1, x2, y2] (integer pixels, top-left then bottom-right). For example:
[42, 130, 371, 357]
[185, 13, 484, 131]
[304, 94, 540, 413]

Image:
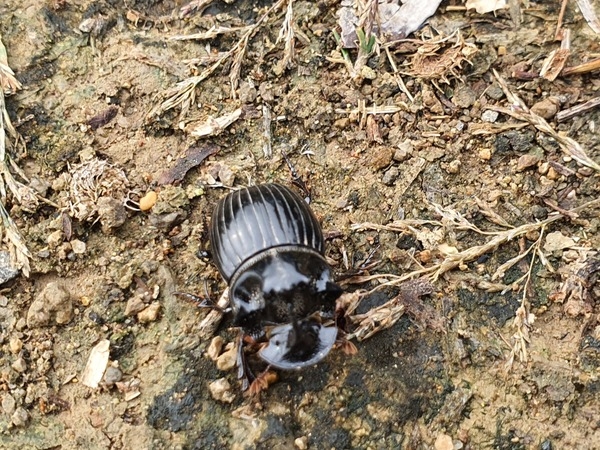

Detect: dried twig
[556, 96, 600, 122]
[577, 0, 600, 34]
[275, 0, 295, 73]
[151, 0, 286, 117]
[0, 34, 33, 276]
[489, 69, 600, 172]
[348, 196, 600, 301]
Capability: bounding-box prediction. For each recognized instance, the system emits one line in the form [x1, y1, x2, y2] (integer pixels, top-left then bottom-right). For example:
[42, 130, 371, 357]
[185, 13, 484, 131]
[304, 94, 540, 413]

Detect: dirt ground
[1, 0, 599, 449]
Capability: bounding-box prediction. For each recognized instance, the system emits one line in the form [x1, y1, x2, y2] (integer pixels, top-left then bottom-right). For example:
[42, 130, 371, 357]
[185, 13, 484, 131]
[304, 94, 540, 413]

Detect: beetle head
[258, 319, 338, 370]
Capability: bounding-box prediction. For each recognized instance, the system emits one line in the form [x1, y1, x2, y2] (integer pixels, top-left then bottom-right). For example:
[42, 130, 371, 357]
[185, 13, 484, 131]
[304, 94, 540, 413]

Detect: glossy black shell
[210, 183, 324, 282]
[209, 183, 341, 370]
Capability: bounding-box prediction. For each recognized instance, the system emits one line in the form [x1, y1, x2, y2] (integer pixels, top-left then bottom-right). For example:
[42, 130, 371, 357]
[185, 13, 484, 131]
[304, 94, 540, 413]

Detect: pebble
[0, 251, 19, 285]
[218, 165, 236, 187]
[434, 434, 454, 450]
[478, 148, 492, 160]
[207, 336, 224, 361]
[382, 166, 399, 186]
[12, 357, 27, 373]
[531, 96, 560, 119]
[481, 110, 498, 123]
[453, 85, 476, 108]
[516, 154, 541, 171]
[104, 366, 123, 386]
[393, 141, 413, 162]
[208, 378, 235, 403]
[137, 302, 160, 323]
[216, 343, 238, 371]
[238, 81, 257, 103]
[149, 211, 186, 232]
[46, 230, 64, 247]
[446, 159, 461, 174]
[9, 336, 23, 354]
[97, 196, 127, 233]
[294, 436, 309, 449]
[11, 407, 29, 427]
[125, 295, 146, 316]
[139, 191, 157, 211]
[27, 282, 73, 328]
[71, 239, 87, 254]
[1, 393, 16, 415]
[367, 147, 393, 171]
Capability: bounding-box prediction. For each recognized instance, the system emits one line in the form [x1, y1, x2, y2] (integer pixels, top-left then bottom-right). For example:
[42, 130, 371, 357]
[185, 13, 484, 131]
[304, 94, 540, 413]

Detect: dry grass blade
[348, 278, 434, 341]
[0, 34, 33, 277]
[489, 69, 600, 172]
[152, 0, 286, 116]
[275, 0, 295, 73]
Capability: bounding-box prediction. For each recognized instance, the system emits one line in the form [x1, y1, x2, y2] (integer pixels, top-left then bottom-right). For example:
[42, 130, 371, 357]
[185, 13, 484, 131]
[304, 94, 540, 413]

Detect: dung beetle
[209, 183, 343, 374]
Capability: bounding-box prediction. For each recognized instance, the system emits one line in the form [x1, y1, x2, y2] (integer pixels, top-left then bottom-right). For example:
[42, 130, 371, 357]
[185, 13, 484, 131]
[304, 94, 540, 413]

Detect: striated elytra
[210, 183, 342, 370]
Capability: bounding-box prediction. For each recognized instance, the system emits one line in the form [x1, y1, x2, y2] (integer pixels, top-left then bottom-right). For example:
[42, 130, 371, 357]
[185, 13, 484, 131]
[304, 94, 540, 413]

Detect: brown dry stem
[151, 0, 287, 117]
[0, 34, 33, 277]
[489, 69, 600, 173]
[347, 197, 600, 345]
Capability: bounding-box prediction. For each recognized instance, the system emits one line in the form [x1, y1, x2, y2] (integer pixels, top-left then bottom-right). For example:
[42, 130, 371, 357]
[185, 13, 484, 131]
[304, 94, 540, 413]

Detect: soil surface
[1, 1, 599, 449]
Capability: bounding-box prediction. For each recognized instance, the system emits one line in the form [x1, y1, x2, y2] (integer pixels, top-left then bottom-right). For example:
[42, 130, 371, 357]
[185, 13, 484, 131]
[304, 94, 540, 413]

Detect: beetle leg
[281, 151, 311, 203]
[236, 332, 255, 391]
[174, 292, 231, 313]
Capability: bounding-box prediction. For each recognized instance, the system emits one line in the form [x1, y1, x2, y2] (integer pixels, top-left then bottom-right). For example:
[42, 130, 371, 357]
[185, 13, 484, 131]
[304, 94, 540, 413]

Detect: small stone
[486, 83, 504, 100]
[97, 196, 127, 233]
[531, 96, 560, 119]
[453, 85, 476, 108]
[125, 296, 146, 316]
[481, 110, 498, 123]
[294, 436, 308, 450]
[12, 357, 27, 373]
[382, 166, 399, 186]
[547, 167, 559, 180]
[27, 282, 73, 328]
[9, 337, 23, 354]
[218, 165, 236, 187]
[148, 211, 186, 232]
[0, 251, 19, 285]
[104, 366, 123, 386]
[434, 434, 454, 450]
[47, 230, 64, 247]
[393, 142, 412, 162]
[137, 302, 160, 323]
[207, 336, 224, 361]
[1, 394, 16, 415]
[367, 147, 393, 171]
[516, 154, 541, 171]
[208, 378, 235, 403]
[446, 159, 461, 174]
[216, 343, 238, 371]
[139, 191, 158, 212]
[11, 407, 29, 427]
[333, 118, 349, 129]
[478, 148, 492, 160]
[71, 239, 87, 254]
[238, 81, 257, 104]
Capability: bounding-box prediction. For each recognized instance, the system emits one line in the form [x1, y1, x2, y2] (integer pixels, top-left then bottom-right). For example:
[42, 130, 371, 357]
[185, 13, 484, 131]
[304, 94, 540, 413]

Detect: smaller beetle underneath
[209, 183, 343, 380]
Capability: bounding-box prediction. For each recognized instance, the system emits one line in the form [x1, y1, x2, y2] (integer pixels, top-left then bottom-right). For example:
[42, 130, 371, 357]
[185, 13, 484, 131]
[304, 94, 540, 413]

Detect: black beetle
[210, 183, 343, 373]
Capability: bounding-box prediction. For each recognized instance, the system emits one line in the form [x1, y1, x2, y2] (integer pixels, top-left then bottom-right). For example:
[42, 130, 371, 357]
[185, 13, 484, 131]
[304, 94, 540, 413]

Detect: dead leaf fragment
[543, 231, 576, 252]
[81, 339, 110, 388]
[156, 144, 219, 186]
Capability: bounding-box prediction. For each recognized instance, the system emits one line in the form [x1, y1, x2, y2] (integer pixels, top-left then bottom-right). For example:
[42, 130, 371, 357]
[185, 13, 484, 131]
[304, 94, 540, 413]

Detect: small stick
[562, 56, 600, 76]
[556, 96, 600, 122]
[555, 0, 570, 40]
